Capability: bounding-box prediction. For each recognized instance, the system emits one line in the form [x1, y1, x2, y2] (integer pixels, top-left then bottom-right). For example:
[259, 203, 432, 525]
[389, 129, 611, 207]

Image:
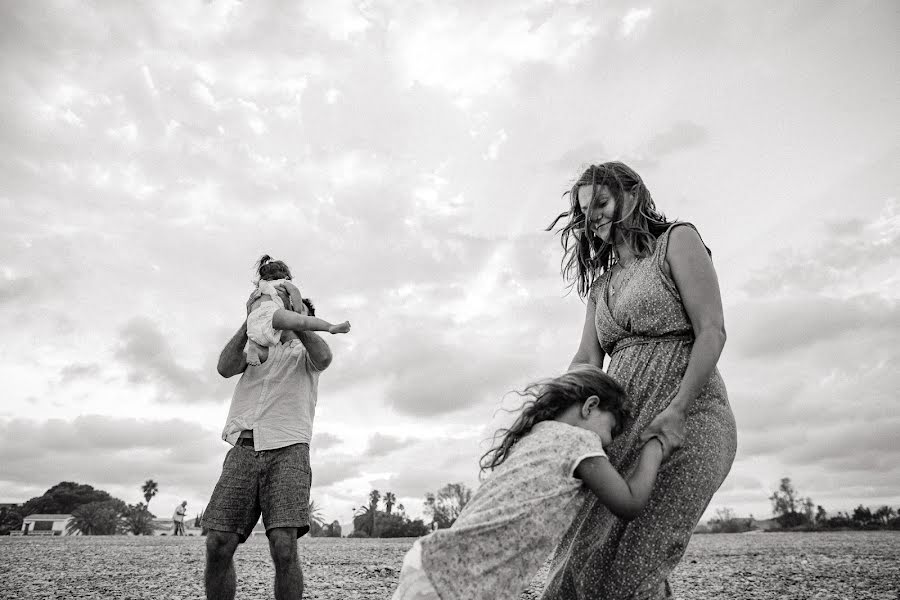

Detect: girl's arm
[570, 297, 606, 370]
[574, 439, 664, 520]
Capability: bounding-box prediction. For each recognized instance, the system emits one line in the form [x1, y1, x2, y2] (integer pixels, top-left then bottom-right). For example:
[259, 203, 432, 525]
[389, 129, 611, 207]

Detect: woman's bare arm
[570, 297, 606, 370]
[665, 225, 726, 413]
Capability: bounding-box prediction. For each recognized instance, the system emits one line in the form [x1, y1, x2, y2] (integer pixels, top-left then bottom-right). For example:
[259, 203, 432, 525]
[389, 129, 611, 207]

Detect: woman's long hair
[480, 365, 629, 473]
[547, 162, 674, 298]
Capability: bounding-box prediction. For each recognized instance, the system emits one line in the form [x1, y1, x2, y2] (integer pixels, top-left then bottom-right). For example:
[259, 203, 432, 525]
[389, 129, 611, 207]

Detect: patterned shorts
[202, 442, 311, 542]
[391, 540, 441, 600]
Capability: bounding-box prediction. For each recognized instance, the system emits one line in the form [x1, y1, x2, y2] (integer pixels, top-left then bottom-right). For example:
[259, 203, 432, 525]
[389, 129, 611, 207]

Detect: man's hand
[276, 281, 303, 312]
[328, 321, 351, 334]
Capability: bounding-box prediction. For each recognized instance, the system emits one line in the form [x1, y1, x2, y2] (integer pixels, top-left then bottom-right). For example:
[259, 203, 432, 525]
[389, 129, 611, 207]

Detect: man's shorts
[202, 442, 311, 542]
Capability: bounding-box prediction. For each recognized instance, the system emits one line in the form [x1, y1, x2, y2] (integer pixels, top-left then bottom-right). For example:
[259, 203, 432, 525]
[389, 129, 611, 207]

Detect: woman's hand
[640, 402, 686, 461]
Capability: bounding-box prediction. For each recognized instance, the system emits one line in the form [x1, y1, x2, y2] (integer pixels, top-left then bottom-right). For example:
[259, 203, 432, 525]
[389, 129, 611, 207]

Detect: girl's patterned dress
[540, 223, 737, 600]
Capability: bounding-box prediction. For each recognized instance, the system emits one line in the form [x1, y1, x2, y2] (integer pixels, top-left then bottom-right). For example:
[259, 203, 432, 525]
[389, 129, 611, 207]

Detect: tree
[141, 480, 159, 507]
[21, 482, 118, 516]
[353, 506, 374, 536]
[384, 492, 396, 516]
[368, 490, 381, 536]
[308, 500, 325, 529]
[852, 505, 873, 527]
[123, 503, 155, 536]
[1, 506, 23, 535]
[815, 505, 828, 525]
[769, 478, 812, 527]
[769, 478, 798, 517]
[397, 503, 405, 517]
[66, 500, 126, 535]
[425, 483, 473, 528]
[194, 509, 204, 528]
[873, 506, 896, 525]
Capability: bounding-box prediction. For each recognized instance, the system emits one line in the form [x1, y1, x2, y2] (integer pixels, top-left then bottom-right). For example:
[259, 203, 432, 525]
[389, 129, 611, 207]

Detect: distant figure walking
[540, 162, 737, 599]
[392, 366, 680, 600]
[173, 501, 187, 536]
[202, 259, 348, 600]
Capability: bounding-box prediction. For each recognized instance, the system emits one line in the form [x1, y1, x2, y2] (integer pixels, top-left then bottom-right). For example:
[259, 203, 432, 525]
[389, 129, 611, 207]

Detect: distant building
[15, 514, 75, 536]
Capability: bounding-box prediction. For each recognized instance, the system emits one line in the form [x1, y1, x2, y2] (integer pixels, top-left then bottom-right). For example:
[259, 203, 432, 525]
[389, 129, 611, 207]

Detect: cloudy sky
[1, 1, 897, 530]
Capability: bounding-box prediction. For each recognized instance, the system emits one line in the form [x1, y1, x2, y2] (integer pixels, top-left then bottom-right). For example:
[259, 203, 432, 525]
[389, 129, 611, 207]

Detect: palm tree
[141, 480, 159, 507]
[308, 500, 325, 528]
[368, 490, 381, 536]
[66, 501, 122, 536]
[353, 505, 373, 536]
[397, 503, 405, 517]
[384, 492, 396, 516]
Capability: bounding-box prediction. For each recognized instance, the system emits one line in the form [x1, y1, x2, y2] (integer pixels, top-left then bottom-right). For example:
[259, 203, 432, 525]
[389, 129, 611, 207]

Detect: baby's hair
[256, 254, 292, 282]
[480, 365, 629, 473]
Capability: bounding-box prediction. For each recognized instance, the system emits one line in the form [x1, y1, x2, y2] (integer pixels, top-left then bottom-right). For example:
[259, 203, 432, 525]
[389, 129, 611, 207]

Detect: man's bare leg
[205, 530, 240, 600]
[268, 527, 303, 599]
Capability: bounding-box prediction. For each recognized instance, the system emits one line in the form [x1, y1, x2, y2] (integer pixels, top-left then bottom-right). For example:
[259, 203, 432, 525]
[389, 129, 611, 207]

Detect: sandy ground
[1, 531, 897, 599]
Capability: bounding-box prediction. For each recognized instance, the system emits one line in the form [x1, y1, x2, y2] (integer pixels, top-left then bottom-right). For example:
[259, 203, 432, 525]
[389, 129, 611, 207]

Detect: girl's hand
[328, 321, 351, 334]
[276, 281, 303, 310]
[639, 403, 686, 461]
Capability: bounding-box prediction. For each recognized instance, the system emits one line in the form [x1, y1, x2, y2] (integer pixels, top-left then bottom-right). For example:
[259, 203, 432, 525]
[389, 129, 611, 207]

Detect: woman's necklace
[609, 256, 637, 297]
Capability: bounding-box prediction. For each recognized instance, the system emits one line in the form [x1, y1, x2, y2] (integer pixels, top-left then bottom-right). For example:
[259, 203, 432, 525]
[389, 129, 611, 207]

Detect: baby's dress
[245, 279, 288, 366]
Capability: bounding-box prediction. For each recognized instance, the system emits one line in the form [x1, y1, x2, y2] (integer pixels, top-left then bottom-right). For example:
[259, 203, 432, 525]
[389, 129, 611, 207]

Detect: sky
[1, 0, 897, 531]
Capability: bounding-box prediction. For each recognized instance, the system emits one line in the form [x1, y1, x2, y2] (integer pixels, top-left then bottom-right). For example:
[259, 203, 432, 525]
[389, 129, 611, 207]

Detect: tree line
[0, 480, 193, 536]
[348, 482, 474, 538]
[702, 477, 900, 533]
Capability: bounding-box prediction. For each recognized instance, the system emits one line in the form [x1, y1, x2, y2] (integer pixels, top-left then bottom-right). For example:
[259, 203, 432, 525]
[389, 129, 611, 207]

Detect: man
[173, 501, 187, 535]
[203, 282, 346, 600]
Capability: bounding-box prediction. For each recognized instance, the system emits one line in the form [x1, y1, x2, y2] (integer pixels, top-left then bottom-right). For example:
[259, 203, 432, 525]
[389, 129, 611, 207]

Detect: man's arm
[217, 323, 249, 378]
[297, 331, 333, 370]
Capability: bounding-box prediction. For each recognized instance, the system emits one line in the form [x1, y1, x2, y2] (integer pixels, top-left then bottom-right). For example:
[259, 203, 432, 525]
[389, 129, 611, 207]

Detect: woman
[540, 162, 737, 599]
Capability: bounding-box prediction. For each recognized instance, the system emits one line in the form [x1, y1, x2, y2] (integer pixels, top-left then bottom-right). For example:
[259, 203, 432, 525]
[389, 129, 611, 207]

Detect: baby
[245, 255, 350, 365]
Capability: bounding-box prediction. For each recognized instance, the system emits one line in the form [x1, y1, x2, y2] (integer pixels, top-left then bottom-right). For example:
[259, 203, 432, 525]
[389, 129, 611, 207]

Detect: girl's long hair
[547, 162, 674, 298]
[480, 365, 629, 473]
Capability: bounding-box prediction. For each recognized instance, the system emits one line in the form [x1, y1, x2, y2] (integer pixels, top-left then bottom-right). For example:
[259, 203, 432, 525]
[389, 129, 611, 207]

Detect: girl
[391, 365, 678, 600]
[245, 255, 350, 365]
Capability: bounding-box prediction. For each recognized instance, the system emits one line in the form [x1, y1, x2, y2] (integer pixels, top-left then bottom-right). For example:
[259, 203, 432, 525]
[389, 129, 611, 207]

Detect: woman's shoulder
[654, 222, 708, 258]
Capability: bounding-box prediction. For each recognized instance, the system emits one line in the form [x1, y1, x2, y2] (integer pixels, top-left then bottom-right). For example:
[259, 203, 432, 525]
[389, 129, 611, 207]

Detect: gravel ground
[1, 531, 897, 599]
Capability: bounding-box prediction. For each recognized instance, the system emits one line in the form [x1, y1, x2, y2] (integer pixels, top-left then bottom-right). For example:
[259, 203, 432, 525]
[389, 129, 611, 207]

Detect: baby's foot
[329, 321, 351, 334]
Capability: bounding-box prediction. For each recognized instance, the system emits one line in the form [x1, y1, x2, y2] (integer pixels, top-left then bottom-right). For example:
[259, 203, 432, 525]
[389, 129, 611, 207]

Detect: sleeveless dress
[540, 223, 737, 600]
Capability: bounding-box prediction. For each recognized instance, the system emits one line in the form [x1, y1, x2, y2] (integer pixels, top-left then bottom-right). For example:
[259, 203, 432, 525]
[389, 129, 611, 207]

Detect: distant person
[203, 266, 348, 600]
[541, 162, 737, 599]
[244, 255, 350, 365]
[391, 365, 680, 600]
[173, 501, 187, 536]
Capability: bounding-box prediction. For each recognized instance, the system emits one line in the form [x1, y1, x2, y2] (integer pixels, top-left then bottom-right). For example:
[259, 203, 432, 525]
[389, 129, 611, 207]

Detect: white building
[17, 514, 75, 536]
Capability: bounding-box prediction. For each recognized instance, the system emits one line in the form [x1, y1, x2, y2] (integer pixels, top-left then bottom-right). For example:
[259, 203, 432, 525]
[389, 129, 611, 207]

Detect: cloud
[0, 415, 226, 504]
[621, 8, 653, 37]
[114, 317, 233, 405]
[642, 120, 709, 159]
[365, 432, 415, 457]
[311, 432, 343, 452]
